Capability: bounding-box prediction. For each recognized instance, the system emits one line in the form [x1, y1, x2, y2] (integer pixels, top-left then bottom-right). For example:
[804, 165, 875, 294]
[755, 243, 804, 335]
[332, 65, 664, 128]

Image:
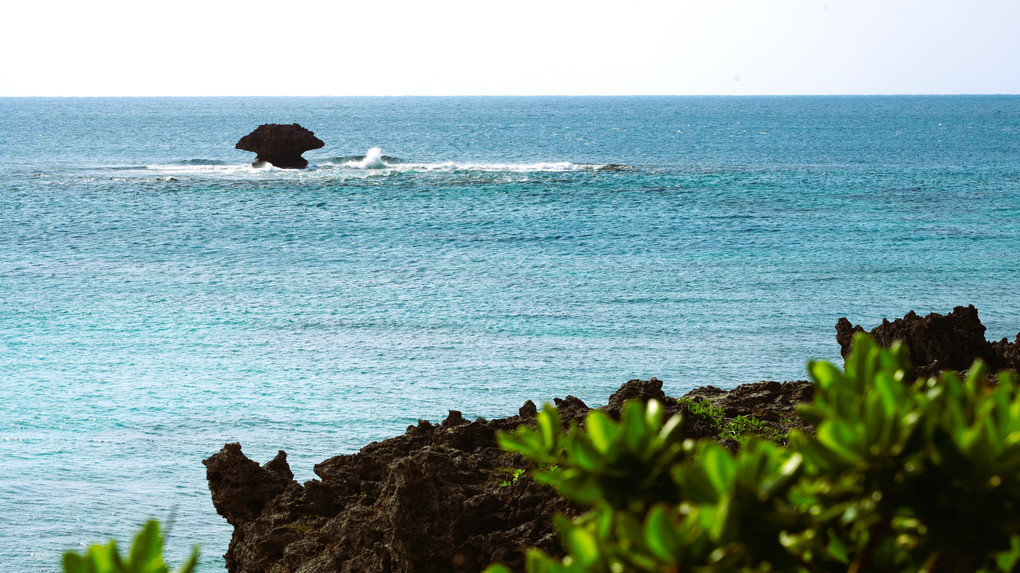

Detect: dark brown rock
[603, 377, 666, 418]
[205, 379, 818, 573]
[684, 380, 813, 420]
[442, 410, 468, 428]
[551, 395, 590, 425]
[518, 400, 537, 419]
[682, 380, 815, 442]
[993, 334, 1020, 372]
[203, 444, 293, 527]
[235, 123, 325, 169]
[836, 305, 1020, 378]
[205, 408, 573, 573]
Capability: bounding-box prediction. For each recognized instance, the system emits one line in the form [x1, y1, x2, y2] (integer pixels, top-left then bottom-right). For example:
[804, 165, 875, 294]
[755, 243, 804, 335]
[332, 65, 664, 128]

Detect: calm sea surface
[2, 96, 1019, 570]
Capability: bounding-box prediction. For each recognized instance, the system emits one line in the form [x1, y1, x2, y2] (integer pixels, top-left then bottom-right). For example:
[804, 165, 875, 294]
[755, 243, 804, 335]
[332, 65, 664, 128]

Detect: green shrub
[719, 415, 785, 444]
[62, 520, 198, 573]
[676, 397, 725, 427]
[486, 333, 1020, 572]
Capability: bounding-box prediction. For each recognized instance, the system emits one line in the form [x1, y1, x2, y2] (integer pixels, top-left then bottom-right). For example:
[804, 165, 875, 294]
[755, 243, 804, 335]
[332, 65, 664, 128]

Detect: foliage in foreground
[487, 333, 1020, 572]
[62, 520, 198, 573]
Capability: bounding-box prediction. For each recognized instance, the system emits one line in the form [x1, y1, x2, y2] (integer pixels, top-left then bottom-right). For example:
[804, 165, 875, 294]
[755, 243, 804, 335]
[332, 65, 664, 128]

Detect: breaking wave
[179, 158, 228, 166]
[348, 147, 387, 169]
[90, 150, 632, 181]
[324, 148, 631, 173]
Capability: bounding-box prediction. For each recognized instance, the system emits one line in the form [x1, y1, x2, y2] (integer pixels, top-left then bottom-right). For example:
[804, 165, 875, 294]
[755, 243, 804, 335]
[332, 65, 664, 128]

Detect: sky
[2, 0, 1018, 96]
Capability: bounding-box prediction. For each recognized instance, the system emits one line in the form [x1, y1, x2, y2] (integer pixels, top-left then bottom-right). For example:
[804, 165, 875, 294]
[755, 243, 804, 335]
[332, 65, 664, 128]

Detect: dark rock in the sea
[835, 305, 1020, 378]
[204, 379, 815, 573]
[235, 123, 325, 169]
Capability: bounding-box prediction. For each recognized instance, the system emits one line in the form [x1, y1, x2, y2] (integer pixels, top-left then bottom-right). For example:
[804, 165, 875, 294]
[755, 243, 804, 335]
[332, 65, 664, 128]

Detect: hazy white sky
[2, 0, 1018, 96]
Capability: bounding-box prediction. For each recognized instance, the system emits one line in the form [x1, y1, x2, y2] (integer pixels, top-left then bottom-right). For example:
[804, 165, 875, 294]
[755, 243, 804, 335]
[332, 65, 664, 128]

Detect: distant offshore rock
[235, 123, 324, 169]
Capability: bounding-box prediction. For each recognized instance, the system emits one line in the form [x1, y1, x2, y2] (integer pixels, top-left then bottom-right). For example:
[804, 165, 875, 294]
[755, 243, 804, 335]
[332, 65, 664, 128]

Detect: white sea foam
[113, 152, 614, 180]
[346, 147, 388, 169]
[143, 163, 264, 176]
[336, 148, 599, 173]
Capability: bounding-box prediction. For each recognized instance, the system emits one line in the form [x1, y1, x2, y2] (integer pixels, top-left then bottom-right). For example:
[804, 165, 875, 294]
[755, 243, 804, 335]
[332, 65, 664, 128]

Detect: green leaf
[558, 518, 601, 566]
[644, 399, 664, 429]
[497, 428, 542, 458]
[706, 492, 736, 544]
[758, 451, 803, 499]
[809, 360, 844, 391]
[826, 533, 851, 564]
[524, 548, 567, 573]
[538, 404, 562, 451]
[87, 543, 118, 572]
[644, 504, 681, 561]
[658, 413, 684, 444]
[553, 471, 604, 505]
[700, 444, 736, 497]
[129, 520, 164, 571]
[61, 553, 90, 573]
[584, 410, 619, 454]
[621, 400, 651, 454]
[174, 547, 199, 573]
[814, 420, 864, 463]
[565, 435, 605, 472]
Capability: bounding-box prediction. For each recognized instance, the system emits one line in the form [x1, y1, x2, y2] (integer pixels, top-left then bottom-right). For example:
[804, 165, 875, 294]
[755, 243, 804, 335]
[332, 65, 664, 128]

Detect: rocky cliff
[204, 378, 812, 572]
[205, 306, 1018, 572]
[836, 305, 1020, 378]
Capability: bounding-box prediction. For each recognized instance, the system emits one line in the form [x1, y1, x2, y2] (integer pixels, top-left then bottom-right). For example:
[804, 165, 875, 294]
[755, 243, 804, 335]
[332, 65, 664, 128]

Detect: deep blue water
[1, 96, 1019, 570]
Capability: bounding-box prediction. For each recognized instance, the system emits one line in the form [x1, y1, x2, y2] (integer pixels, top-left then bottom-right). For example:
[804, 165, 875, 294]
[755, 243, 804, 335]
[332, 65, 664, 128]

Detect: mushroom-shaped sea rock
[235, 123, 325, 169]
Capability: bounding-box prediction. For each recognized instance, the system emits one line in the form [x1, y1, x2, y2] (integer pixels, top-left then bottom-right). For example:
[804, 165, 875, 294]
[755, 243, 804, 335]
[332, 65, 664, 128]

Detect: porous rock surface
[235, 123, 325, 169]
[836, 305, 1020, 378]
[204, 378, 812, 572]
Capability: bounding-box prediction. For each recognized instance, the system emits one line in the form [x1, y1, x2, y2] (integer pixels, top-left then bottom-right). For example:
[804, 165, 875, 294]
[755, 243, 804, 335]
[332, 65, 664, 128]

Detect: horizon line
[2, 93, 1020, 99]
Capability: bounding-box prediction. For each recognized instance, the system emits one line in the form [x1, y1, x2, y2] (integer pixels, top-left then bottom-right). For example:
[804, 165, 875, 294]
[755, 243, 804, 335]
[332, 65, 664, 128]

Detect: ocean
[1, 96, 1018, 570]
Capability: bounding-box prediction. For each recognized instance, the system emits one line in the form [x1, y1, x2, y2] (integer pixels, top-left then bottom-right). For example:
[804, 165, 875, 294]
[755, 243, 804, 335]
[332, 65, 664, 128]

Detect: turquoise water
[2, 96, 1019, 570]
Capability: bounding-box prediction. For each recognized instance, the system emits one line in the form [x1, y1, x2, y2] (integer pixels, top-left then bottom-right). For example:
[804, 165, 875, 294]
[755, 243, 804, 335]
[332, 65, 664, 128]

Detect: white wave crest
[330, 147, 616, 173]
[104, 152, 620, 182]
[144, 163, 261, 176]
[346, 147, 387, 169]
[414, 160, 605, 172]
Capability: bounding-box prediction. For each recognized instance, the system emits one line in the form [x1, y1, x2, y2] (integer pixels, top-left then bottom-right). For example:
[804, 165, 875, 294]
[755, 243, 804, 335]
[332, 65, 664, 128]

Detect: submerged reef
[235, 123, 324, 169]
[205, 306, 1018, 572]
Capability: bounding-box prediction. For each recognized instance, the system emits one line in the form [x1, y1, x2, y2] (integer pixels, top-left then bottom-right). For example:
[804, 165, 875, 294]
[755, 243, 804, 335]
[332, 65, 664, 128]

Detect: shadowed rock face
[836, 305, 1020, 378]
[203, 378, 813, 573]
[235, 123, 324, 169]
